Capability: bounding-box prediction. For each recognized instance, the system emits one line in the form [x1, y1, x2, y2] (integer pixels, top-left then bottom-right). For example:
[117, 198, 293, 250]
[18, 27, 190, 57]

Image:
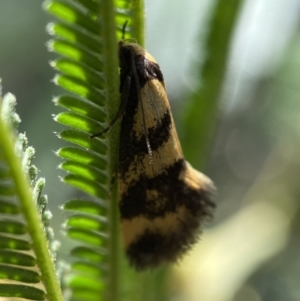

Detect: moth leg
[90, 75, 132, 138]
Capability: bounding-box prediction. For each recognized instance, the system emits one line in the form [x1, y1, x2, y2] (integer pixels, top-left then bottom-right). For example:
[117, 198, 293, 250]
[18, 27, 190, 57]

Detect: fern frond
[0, 93, 62, 300]
[45, 0, 144, 300]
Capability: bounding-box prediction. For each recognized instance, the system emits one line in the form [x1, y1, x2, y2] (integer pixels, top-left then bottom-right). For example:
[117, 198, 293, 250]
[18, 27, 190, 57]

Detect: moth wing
[136, 79, 184, 177]
[119, 75, 215, 271]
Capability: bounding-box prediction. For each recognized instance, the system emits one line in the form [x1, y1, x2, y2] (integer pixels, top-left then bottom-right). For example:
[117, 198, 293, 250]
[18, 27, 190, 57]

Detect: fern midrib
[101, 1, 121, 300]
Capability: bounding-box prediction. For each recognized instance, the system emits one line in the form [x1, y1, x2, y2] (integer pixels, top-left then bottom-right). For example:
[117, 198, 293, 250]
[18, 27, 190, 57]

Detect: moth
[92, 25, 215, 270]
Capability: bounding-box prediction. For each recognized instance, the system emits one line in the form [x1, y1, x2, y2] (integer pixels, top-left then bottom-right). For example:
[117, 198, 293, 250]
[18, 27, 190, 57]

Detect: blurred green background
[1, 0, 300, 300]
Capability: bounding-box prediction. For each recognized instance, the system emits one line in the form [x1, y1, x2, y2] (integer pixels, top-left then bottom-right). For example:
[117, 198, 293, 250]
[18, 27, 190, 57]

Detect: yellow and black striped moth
[92, 26, 215, 270]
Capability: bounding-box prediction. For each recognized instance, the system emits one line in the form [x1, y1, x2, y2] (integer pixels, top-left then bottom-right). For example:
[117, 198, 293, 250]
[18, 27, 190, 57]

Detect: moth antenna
[122, 20, 128, 40]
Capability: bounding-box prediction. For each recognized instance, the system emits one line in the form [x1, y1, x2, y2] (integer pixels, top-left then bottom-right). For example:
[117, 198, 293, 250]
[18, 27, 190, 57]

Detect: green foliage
[0, 93, 63, 300]
[181, 0, 243, 168]
[45, 0, 145, 300]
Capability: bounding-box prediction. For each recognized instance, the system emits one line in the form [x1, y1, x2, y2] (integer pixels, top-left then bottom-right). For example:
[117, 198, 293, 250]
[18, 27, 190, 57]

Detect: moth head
[119, 21, 157, 65]
[119, 41, 157, 68]
[119, 20, 138, 52]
